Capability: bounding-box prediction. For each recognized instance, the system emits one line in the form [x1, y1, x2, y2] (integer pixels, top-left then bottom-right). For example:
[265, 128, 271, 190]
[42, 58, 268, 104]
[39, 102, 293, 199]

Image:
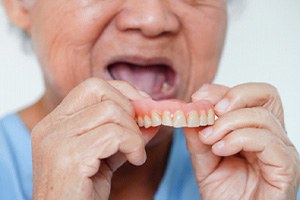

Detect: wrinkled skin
[2, 0, 300, 199]
[31, 79, 159, 199]
[186, 83, 300, 200]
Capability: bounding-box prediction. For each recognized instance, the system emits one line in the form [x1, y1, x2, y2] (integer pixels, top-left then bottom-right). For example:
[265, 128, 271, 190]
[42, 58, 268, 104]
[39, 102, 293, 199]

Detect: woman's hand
[184, 83, 300, 200]
[31, 78, 156, 200]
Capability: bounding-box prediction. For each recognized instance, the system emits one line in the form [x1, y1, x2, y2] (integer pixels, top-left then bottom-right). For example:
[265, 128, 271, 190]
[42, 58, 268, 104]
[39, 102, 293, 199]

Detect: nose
[115, 0, 180, 37]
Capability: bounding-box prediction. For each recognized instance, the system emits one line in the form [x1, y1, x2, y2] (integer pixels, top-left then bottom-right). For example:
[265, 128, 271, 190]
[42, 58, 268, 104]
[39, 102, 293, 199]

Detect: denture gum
[132, 99, 215, 128]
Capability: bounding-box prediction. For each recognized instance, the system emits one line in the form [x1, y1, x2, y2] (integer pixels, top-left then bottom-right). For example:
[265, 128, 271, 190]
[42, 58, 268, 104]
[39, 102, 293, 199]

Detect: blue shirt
[0, 113, 200, 200]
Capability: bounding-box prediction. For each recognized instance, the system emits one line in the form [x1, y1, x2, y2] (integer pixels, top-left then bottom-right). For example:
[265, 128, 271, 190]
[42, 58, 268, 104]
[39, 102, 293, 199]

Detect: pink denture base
[132, 99, 213, 116]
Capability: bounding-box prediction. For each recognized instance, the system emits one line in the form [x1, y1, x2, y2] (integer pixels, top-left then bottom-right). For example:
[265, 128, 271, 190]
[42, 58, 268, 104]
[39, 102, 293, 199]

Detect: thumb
[183, 127, 220, 182]
[192, 84, 229, 105]
[141, 127, 160, 144]
[186, 83, 226, 181]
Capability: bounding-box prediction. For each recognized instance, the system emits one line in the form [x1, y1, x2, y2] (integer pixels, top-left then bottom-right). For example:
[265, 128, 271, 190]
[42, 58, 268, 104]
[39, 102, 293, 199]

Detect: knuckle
[263, 83, 278, 95]
[101, 100, 122, 122]
[77, 157, 101, 178]
[229, 83, 280, 102]
[250, 106, 266, 116]
[262, 83, 281, 102]
[82, 78, 107, 96]
[235, 132, 248, 145]
[108, 99, 134, 118]
[226, 87, 242, 103]
[255, 107, 284, 132]
[264, 130, 281, 146]
[105, 123, 123, 141]
[250, 107, 273, 122]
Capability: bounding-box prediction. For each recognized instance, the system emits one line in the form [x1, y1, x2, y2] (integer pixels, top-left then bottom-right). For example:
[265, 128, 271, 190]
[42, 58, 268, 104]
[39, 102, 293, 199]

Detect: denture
[132, 99, 215, 128]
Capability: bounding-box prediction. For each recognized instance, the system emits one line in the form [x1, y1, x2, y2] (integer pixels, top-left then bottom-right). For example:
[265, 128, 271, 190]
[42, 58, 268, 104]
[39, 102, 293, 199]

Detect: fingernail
[192, 84, 210, 100]
[213, 140, 225, 150]
[215, 98, 229, 113]
[138, 90, 151, 98]
[200, 127, 213, 138]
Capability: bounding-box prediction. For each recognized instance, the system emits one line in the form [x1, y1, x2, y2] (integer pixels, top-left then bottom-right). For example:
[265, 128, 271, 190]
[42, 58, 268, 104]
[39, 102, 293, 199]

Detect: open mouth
[107, 60, 177, 100]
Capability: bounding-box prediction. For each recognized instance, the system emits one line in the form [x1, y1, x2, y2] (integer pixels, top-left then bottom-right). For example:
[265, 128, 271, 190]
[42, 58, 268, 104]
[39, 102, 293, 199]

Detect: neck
[19, 86, 62, 130]
[18, 97, 50, 131]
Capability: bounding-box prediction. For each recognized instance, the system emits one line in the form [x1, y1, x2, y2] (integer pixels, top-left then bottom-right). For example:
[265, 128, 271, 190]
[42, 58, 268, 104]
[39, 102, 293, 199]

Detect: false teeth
[151, 111, 162, 127]
[162, 111, 173, 126]
[144, 115, 152, 128]
[137, 116, 144, 127]
[173, 110, 187, 128]
[207, 109, 215, 125]
[133, 99, 215, 128]
[199, 111, 208, 126]
[137, 109, 214, 128]
[187, 111, 200, 127]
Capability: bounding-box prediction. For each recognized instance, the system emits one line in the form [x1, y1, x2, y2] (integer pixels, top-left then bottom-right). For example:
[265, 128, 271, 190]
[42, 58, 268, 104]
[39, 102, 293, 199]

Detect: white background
[0, 1, 300, 150]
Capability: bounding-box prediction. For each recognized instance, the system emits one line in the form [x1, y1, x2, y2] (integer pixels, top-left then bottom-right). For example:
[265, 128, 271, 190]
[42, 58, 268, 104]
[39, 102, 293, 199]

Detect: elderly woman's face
[11, 0, 227, 101]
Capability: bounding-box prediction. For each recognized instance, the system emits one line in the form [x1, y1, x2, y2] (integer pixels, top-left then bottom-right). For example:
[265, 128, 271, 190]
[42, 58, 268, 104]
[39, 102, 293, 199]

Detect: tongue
[109, 63, 167, 95]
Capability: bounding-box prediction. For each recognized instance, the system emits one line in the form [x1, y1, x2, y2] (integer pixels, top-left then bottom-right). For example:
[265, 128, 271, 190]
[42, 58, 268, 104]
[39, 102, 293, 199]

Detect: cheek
[181, 5, 227, 96]
[29, 0, 120, 96]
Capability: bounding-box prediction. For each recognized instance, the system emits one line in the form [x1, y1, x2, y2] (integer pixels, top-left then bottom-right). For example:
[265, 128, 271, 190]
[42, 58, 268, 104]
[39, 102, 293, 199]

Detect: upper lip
[106, 55, 174, 69]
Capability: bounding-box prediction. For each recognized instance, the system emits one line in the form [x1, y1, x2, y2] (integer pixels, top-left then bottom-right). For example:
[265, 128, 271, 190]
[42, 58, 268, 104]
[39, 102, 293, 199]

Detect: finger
[199, 107, 290, 146]
[108, 80, 159, 142]
[214, 83, 284, 126]
[211, 128, 294, 168]
[140, 127, 160, 143]
[93, 128, 160, 174]
[79, 123, 147, 166]
[62, 100, 141, 136]
[57, 78, 136, 116]
[69, 99, 159, 143]
[184, 127, 221, 181]
[108, 80, 151, 100]
[212, 128, 300, 189]
[191, 83, 229, 105]
[184, 83, 229, 180]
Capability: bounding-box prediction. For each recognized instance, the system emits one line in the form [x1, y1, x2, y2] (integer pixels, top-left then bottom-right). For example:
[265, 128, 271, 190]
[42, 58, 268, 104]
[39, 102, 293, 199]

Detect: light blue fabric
[0, 114, 33, 200]
[0, 113, 299, 200]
